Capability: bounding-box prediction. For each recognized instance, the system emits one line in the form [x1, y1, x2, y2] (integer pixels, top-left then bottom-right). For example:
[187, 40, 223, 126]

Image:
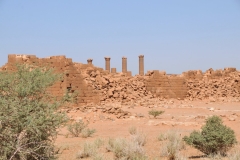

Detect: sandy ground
[55, 100, 240, 160]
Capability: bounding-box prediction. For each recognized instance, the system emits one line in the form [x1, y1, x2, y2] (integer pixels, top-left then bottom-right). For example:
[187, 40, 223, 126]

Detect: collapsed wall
[1, 54, 240, 106]
[81, 69, 153, 105]
[183, 68, 240, 101]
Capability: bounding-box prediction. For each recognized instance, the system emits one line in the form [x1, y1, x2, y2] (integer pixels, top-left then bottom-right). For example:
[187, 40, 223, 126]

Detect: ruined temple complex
[1, 54, 240, 108]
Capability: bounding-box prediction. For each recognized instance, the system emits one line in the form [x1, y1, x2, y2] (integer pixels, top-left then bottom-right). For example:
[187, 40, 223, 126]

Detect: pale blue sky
[0, 0, 240, 74]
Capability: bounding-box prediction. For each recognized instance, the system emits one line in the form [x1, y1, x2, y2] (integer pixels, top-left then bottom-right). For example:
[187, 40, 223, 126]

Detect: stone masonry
[1, 54, 240, 107]
[2, 54, 100, 106]
[146, 70, 187, 99]
[122, 57, 127, 73]
[139, 55, 144, 76]
[104, 57, 111, 72]
[87, 59, 93, 65]
[111, 68, 117, 74]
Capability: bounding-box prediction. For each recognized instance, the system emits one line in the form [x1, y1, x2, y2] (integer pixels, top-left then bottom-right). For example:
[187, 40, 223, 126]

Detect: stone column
[87, 59, 93, 65]
[104, 57, 111, 72]
[139, 55, 144, 75]
[111, 68, 117, 73]
[122, 57, 127, 73]
[127, 71, 132, 77]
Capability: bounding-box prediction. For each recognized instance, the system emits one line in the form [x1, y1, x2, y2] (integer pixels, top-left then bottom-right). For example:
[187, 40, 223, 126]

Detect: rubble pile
[81, 69, 154, 105]
[64, 104, 132, 119]
[101, 105, 131, 118]
[185, 68, 240, 101]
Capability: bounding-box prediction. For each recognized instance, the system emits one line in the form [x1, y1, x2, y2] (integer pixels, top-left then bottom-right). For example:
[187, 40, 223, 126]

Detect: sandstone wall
[1, 54, 100, 106]
[1, 54, 240, 106]
[145, 70, 187, 100]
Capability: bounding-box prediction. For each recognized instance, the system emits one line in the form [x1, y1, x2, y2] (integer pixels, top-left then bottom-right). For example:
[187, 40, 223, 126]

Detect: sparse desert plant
[76, 142, 97, 159]
[183, 116, 237, 156]
[67, 120, 96, 138]
[94, 138, 105, 148]
[148, 109, 165, 118]
[227, 147, 240, 160]
[161, 130, 186, 160]
[76, 138, 105, 159]
[107, 137, 147, 160]
[92, 154, 106, 160]
[208, 153, 223, 160]
[158, 133, 167, 141]
[55, 144, 70, 155]
[67, 120, 88, 137]
[128, 127, 147, 146]
[0, 65, 71, 160]
[124, 140, 147, 160]
[131, 131, 147, 146]
[106, 138, 127, 158]
[81, 128, 96, 138]
[129, 126, 137, 135]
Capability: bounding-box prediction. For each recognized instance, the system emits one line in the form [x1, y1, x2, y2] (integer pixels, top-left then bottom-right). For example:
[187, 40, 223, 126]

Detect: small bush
[76, 142, 97, 159]
[81, 128, 96, 138]
[0, 65, 70, 159]
[129, 126, 137, 135]
[228, 147, 240, 160]
[106, 138, 127, 158]
[148, 110, 164, 118]
[67, 120, 88, 137]
[208, 153, 222, 160]
[107, 138, 147, 160]
[160, 130, 186, 160]
[183, 116, 237, 156]
[158, 133, 167, 141]
[92, 154, 106, 160]
[131, 131, 147, 146]
[76, 138, 104, 159]
[94, 138, 105, 148]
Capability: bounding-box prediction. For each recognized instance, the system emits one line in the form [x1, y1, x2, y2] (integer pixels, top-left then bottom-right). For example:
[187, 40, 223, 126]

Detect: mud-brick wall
[145, 70, 187, 99]
[2, 54, 100, 106]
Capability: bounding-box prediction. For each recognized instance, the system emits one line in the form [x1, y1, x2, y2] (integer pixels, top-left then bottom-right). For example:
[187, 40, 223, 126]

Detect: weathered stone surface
[184, 68, 240, 101]
[1, 54, 240, 108]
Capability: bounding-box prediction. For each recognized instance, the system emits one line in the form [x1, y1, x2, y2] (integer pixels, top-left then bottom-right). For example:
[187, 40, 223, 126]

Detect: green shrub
[183, 116, 237, 155]
[148, 110, 164, 118]
[0, 65, 70, 160]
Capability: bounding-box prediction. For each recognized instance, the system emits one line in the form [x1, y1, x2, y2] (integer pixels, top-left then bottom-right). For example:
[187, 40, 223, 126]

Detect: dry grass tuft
[227, 145, 240, 160]
[160, 130, 186, 160]
[106, 136, 147, 160]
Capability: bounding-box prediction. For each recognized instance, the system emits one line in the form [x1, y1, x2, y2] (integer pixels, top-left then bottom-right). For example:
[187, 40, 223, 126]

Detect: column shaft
[122, 57, 127, 73]
[104, 57, 111, 72]
[87, 59, 93, 65]
[139, 55, 144, 75]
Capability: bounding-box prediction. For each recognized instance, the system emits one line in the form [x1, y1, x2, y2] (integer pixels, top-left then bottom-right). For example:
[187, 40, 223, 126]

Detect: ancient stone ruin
[1, 54, 240, 108]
